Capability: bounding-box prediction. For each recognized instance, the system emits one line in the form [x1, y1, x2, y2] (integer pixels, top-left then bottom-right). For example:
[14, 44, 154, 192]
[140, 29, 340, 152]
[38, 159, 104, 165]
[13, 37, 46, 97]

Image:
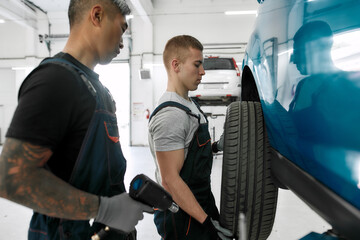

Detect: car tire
[220, 101, 278, 240]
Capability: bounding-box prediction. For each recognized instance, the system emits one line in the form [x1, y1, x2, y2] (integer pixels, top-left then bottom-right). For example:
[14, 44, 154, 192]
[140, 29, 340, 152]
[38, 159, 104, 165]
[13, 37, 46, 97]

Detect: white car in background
[190, 57, 241, 105]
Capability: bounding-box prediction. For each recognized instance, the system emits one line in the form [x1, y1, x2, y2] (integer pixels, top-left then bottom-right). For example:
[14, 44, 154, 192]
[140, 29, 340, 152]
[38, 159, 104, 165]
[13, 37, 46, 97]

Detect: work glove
[203, 216, 233, 240]
[95, 193, 154, 233]
[212, 132, 224, 153]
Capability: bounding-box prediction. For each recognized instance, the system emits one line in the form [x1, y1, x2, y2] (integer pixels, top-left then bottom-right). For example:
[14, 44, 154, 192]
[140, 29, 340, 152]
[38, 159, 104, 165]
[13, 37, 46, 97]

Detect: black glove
[212, 141, 220, 153]
[212, 132, 224, 153]
[95, 193, 154, 233]
[203, 216, 233, 240]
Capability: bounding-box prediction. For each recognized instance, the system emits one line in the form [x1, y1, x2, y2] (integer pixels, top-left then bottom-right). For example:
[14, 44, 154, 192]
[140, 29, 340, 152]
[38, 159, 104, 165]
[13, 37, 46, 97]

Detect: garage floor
[0, 145, 331, 240]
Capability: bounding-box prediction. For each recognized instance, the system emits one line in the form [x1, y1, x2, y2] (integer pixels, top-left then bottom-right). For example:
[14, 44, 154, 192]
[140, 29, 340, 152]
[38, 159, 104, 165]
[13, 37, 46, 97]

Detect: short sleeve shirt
[148, 91, 206, 183]
[6, 52, 97, 181]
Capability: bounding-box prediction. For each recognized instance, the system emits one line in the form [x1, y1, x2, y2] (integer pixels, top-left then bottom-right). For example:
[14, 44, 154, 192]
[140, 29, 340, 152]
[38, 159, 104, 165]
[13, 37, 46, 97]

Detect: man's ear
[90, 5, 103, 26]
[171, 59, 180, 73]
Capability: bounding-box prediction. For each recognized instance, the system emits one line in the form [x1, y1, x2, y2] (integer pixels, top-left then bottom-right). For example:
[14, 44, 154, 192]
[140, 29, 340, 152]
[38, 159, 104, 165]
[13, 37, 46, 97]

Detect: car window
[203, 58, 235, 70]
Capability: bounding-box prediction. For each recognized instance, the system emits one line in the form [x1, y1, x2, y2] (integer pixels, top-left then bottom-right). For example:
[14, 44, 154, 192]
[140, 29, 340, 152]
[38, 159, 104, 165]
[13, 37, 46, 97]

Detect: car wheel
[220, 101, 278, 240]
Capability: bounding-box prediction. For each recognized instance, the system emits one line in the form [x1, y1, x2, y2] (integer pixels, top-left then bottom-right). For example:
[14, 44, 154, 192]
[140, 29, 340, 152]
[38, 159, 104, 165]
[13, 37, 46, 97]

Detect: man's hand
[203, 216, 233, 240]
[95, 193, 154, 233]
[212, 132, 224, 153]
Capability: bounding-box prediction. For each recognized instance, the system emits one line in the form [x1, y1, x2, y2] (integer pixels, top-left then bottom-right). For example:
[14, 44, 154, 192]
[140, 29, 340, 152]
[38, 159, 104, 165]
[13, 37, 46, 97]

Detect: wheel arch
[241, 65, 260, 102]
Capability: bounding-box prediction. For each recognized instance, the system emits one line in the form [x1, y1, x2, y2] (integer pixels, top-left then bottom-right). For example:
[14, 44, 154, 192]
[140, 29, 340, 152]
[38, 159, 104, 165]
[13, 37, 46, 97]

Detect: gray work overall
[27, 58, 130, 240]
[150, 101, 219, 240]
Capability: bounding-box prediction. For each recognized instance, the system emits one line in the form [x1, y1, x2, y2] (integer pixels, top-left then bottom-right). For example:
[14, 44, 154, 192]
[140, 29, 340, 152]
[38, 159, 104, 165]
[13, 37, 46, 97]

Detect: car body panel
[300, 232, 338, 240]
[243, 0, 360, 212]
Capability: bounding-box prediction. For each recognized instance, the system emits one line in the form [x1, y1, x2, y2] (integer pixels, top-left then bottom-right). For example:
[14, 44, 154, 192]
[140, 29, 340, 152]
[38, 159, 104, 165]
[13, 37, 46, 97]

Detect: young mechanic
[148, 35, 232, 240]
[0, 0, 152, 239]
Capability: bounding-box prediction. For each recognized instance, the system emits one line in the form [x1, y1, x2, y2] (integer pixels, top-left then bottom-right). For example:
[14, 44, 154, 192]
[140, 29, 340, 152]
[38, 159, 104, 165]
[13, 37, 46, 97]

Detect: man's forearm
[163, 175, 207, 223]
[0, 138, 99, 220]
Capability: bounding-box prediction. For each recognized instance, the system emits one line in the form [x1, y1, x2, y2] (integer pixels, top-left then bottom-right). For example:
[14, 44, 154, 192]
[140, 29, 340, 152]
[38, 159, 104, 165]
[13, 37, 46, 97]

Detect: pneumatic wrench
[92, 174, 179, 240]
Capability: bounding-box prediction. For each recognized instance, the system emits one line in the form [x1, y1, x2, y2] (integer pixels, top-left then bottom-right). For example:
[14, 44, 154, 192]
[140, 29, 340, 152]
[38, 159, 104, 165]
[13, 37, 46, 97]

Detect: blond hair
[163, 35, 203, 70]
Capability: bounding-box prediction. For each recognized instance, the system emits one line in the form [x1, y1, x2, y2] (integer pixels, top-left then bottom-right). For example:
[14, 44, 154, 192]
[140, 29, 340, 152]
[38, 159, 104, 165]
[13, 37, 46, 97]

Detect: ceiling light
[0, 19, 5, 23]
[225, 10, 258, 15]
[11, 66, 33, 71]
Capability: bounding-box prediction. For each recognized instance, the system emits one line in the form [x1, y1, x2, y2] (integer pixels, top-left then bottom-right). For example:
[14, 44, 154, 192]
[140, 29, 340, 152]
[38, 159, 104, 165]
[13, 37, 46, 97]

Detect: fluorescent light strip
[225, 10, 258, 15]
[126, 15, 134, 20]
[12, 67, 33, 71]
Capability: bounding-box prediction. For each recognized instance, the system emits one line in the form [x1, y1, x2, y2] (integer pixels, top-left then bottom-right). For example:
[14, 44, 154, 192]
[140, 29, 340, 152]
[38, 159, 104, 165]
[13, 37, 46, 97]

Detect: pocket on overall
[28, 213, 59, 240]
[28, 229, 49, 240]
[104, 120, 119, 143]
[192, 131, 212, 182]
[103, 118, 126, 189]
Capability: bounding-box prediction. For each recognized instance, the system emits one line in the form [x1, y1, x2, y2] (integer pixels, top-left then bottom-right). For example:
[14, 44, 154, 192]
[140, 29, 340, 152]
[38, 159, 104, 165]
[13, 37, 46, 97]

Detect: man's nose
[200, 66, 205, 75]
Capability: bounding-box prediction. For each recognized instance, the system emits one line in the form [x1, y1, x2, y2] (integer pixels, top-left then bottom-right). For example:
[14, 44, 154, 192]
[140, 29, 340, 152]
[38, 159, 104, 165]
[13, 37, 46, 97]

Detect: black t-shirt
[6, 52, 97, 181]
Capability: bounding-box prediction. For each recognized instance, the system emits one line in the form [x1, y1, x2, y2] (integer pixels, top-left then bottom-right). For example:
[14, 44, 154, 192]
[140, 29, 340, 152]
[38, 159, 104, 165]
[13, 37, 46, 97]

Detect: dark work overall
[150, 101, 219, 240]
[27, 58, 130, 240]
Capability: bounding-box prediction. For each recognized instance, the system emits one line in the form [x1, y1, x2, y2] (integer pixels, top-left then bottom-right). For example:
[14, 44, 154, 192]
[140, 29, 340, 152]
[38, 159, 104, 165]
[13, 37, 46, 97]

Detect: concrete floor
[0, 145, 331, 239]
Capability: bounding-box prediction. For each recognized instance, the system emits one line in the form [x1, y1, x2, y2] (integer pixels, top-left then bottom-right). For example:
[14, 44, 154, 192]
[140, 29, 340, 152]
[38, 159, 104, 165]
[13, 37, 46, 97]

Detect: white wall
[129, 17, 155, 146]
[0, 5, 51, 144]
[45, 12, 70, 56]
[0, 70, 16, 143]
[153, 13, 256, 54]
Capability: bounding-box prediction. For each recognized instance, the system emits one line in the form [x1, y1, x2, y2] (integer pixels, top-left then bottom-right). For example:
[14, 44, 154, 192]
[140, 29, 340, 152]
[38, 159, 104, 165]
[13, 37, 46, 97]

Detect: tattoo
[0, 138, 99, 220]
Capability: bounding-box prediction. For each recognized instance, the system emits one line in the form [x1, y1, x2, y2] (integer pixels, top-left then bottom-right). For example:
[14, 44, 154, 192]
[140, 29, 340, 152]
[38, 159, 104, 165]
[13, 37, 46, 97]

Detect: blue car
[219, 0, 360, 239]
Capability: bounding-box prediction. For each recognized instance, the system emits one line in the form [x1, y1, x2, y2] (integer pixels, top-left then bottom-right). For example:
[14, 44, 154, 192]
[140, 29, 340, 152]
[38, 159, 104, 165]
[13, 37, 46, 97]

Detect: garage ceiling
[0, 0, 258, 36]
[27, 0, 258, 15]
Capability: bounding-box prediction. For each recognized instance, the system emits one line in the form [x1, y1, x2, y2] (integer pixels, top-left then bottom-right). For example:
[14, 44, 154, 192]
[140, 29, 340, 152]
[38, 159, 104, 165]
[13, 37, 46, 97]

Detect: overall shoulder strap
[40, 58, 97, 97]
[190, 98, 208, 123]
[41, 58, 85, 74]
[149, 101, 200, 122]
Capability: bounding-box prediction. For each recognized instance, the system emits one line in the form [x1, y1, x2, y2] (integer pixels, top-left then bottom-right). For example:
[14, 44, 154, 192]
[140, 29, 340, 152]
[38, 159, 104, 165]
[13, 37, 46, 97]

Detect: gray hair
[111, 0, 131, 16]
[68, 0, 131, 27]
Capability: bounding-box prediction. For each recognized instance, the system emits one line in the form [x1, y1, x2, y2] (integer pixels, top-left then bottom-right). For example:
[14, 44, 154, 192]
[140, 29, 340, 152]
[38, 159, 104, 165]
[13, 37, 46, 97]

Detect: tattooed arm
[0, 137, 99, 220]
